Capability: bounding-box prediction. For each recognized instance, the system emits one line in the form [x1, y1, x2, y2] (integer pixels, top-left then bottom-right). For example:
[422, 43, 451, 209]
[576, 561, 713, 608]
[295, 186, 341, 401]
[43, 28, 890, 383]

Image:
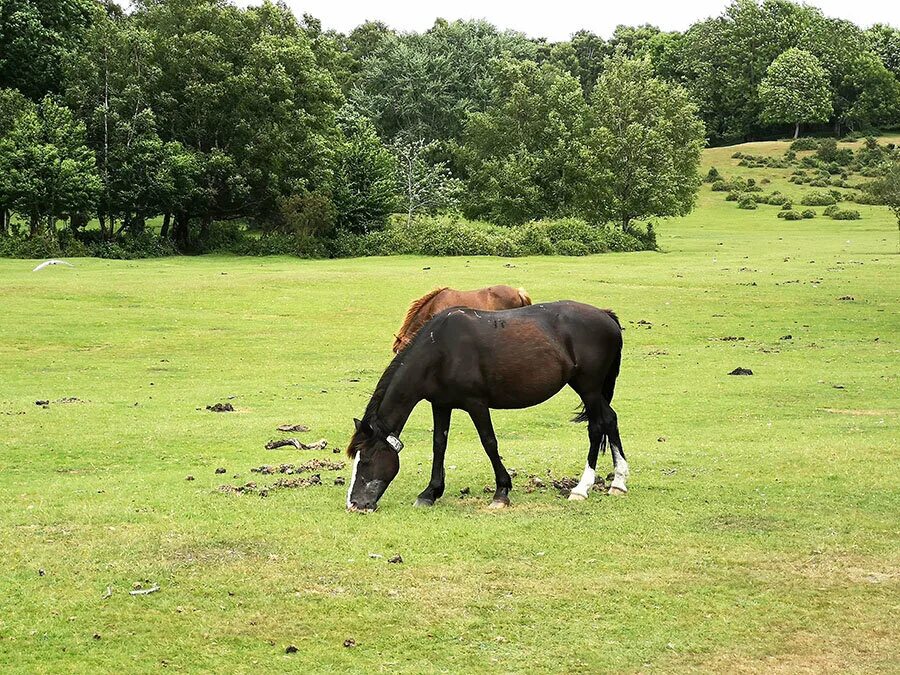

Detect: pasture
[1, 140, 898, 672]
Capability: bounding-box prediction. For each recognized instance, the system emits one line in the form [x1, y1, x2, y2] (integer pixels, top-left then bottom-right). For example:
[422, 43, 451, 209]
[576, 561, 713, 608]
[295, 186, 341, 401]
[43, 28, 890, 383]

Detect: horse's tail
[517, 287, 532, 306]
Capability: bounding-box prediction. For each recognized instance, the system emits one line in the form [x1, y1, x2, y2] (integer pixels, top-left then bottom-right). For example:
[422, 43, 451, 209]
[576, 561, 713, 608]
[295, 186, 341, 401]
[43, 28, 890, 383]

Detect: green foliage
[781, 209, 802, 220]
[830, 208, 861, 220]
[328, 216, 651, 258]
[801, 191, 837, 206]
[738, 195, 758, 209]
[331, 108, 398, 233]
[801, 208, 816, 218]
[758, 48, 832, 136]
[790, 137, 820, 151]
[580, 56, 705, 229]
[862, 161, 900, 233]
[392, 137, 462, 225]
[704, 167, 721, 182]
[0, 95, 100, 233]
[459, 58, 587, 225]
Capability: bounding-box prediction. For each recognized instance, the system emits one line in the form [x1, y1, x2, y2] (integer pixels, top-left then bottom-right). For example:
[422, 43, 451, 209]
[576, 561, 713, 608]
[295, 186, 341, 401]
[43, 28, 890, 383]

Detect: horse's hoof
[608, 486, 627, 496]
[568, 491, 588, 501]
[487, 498, 510, 509]
[413, 497, 435, 508]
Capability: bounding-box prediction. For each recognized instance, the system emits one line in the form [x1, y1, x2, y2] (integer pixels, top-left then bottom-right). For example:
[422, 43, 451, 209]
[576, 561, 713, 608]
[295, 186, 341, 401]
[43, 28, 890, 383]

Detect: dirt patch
[265, 438, 328, 451]
[712, 336, 745, 342]
[251, 459, 344, 475]
[219, 473, 323, 496]
[729, 367, 753, 376]
[276, 424, 309, 432]
[206, 403, 234, 413]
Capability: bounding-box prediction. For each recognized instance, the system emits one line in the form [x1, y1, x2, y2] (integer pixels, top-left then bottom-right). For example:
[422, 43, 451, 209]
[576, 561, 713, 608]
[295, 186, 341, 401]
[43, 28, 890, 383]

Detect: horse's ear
[353, 418, 362, 431]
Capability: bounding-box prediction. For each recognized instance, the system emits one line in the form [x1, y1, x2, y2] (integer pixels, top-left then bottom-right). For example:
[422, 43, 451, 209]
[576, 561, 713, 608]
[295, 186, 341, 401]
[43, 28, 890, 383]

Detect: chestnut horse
[392, 285, 531, 353]
[346, 301, 627, 512]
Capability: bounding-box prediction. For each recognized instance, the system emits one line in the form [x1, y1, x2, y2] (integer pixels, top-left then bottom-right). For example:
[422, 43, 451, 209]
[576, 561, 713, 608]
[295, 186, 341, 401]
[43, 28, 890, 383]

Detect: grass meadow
[0, 139, 898, 672]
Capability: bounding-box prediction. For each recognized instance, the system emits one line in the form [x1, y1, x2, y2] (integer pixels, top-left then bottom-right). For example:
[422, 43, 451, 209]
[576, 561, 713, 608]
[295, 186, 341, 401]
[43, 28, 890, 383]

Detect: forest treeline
[0, 0, 899, 256]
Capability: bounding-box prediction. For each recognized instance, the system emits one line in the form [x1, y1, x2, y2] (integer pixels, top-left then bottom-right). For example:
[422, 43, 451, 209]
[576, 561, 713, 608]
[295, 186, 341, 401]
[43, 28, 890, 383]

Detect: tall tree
[391, 137, 461, 227]
[581, 57, 705, 230]
[0, 96, 100, 235]
[758, 48, 832, 138]
[0, 0, 98, 99]
[458, 58, 588, 225]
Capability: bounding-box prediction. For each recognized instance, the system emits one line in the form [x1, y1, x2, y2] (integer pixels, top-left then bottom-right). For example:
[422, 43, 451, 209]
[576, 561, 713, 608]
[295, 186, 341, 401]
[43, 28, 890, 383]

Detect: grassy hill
[0, 138, 897, 672]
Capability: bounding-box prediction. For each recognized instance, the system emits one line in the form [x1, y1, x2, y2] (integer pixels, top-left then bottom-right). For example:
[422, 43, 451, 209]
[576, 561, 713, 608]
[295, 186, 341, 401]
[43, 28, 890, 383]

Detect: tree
[458, 58, 588, 225]
[391, 137, 461, 226]
[0, 96, 100, 235]
[866, 24, 900, 78]
[865, 161, 900, 250]
[350, 19, 540, 144]
[758, 48, 832, 138]
[581, 57, 705, 230]
[0, 0, 98, 100]
[0, 88, 30, 236]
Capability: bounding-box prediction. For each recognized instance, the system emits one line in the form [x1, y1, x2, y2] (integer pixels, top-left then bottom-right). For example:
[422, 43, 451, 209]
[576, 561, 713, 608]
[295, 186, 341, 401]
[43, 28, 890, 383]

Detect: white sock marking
[570, 462, 596, 499]
[611, 457, 629, 492]
[346, 452, 361, 508]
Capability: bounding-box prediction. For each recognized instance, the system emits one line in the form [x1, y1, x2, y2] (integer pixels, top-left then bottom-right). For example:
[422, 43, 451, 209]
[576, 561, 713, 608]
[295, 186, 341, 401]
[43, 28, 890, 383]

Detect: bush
[711, 180, 729, 192]
[704, 167, 721, 183]
[555, 239, 590, 256]
[801, 209, 816, 219]
[830, 209, 861, 220]
[764, 192, 789, 205]
[781, 202, 793, 210]
[725, 191, 740, 201]
[801, 191, 837, 206]
[731, 151, 743, 159]
[738, 196, 757, 210]
[781, 210, 803, 220]
[823, 204, 839, 217]
[790, 137, 819, 151]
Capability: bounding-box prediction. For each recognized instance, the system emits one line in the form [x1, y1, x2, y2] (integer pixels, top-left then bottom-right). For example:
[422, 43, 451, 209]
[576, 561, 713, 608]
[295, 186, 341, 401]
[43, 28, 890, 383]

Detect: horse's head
[346, 417, 401, 512]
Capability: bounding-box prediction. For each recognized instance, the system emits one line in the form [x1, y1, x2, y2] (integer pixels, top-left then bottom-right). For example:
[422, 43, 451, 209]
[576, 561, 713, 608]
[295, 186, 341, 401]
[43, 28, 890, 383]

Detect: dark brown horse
[392, 285, 531, 353]
[346, 301, 627, 512]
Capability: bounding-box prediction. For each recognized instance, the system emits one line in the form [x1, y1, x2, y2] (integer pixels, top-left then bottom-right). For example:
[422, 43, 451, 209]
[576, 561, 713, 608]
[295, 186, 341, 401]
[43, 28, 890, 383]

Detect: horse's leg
[602, 400, 629, 495]
[467, 406, 512, 509]
[414, 405, 451, 507]
[569, 408, 603, 501]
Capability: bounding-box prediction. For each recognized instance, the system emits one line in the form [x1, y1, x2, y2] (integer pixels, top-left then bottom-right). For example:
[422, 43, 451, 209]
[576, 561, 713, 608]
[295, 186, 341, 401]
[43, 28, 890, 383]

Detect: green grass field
[1, 139, 898, 672]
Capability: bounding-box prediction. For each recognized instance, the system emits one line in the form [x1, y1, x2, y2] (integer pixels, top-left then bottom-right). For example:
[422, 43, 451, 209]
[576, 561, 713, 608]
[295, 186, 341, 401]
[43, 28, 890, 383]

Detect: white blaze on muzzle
[346, 452, 361, 509]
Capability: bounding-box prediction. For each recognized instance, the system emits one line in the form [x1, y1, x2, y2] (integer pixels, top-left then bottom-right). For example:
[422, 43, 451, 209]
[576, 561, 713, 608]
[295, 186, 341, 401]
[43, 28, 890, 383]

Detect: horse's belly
[480, 342, 570, 409]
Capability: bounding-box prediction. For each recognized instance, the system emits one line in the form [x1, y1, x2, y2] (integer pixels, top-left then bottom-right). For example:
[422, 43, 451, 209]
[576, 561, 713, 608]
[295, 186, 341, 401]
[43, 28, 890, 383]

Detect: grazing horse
[392, 285, 531, 353]
[346, 301, 627, 512]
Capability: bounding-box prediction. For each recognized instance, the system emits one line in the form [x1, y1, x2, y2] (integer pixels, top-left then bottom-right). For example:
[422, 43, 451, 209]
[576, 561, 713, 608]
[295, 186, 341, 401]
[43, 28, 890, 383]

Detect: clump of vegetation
[711, 180, 729, 192]
[738, 196, 758, 210]
[779, 209, 803, 220]
[802, 209, 816, 218]
[830, 209, 861, 220]
[704, 167, 721, 182]
[801, 191, 838, 206]
[790, 138, 820, 151]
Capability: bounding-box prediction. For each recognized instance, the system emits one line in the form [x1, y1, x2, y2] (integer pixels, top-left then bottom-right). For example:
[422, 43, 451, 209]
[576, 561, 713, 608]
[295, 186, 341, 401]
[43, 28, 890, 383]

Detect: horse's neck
[377, 359, 423, 434]
[408, 296, 439, 338]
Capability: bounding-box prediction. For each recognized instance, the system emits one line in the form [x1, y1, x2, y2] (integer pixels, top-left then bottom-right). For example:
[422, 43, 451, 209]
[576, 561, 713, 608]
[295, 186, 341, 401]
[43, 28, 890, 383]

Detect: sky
[268, 0, 898, 40]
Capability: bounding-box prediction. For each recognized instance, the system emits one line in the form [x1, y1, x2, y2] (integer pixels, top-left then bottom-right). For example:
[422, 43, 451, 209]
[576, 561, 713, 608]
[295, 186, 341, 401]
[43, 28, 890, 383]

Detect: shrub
[801, 209, 816, 219]
[738, 196, 757, 210]
[731, 151, 743, 159]
[781, 202, 793, 210]
[784, 150, 797, 161]
[555, 239, 590, 256]
[725, 191, 740, 201]
[711, 180, 729, 192]
[830, 209, 861, 220]
[823, 204, 839, 217]
[782, 210, 802, 220]
[801, 191, 837, 206]
[764, 192, 789, 205]
[761, 177, 771, 184]
[704, 167, 721, 183]
[790, 137, 819, 151]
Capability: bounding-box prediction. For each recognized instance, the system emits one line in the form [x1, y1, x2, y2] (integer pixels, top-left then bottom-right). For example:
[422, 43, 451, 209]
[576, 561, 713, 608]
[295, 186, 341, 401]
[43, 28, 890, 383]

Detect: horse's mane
[346, 352, 406, 458]
[393, 287, 448, 352]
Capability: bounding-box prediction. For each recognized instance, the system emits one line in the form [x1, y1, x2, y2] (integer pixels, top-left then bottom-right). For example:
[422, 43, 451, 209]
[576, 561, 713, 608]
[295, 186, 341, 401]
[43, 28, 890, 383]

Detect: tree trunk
[0, 207, 7, 236]
[30, 211, 42, 236]
[173, 211, 190, 251]
[160, 212, 171, 239]
[199, 215, 211, 243]
[794, 122, 800, 139]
